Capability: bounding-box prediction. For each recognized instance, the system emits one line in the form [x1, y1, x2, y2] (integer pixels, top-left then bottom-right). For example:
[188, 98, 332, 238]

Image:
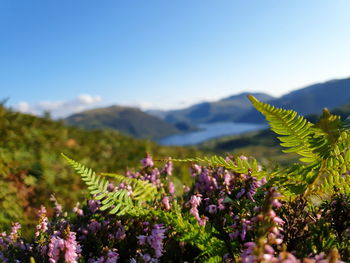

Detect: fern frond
[202, 256, 223, 263]
[172, 155, 266, 179]
[61, 153, 149, 216]
[248, 95, 318, 163]
[101, 173, 157, 201]
[314, 173, 350, 197]
[308, 109, 344, 160]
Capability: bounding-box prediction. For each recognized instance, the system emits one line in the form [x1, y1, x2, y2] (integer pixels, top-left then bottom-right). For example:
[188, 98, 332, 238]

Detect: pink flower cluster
[48, 230, 81, 263]
[137, 223, 167, 262]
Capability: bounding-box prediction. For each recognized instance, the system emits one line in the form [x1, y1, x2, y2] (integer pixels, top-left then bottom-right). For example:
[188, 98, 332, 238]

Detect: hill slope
[65, 105, 181, 140]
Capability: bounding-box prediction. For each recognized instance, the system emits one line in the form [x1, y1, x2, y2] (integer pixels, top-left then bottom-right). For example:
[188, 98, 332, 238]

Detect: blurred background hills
[63, 77, 350, 144]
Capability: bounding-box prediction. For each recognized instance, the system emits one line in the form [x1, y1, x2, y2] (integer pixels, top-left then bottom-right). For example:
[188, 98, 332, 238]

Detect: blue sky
[1, 0, 350, 117]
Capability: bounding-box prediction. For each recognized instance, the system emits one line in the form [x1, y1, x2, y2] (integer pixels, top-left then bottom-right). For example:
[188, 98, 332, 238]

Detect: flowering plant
[0, 97, 349, 262]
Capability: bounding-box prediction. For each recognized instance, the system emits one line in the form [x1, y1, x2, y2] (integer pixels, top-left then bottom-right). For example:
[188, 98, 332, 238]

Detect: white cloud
[14, 94, 103, 118]
[16, 102, 33, 113]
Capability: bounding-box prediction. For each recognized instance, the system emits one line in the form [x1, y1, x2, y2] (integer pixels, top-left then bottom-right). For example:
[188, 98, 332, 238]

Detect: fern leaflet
[61, 153, 154, 216]
[248, 95, 318, 163]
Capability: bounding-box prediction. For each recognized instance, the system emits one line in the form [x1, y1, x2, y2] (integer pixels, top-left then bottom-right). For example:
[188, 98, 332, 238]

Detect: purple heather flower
[190, 164, 202, 176]
[224, 171, 232, 186]
[162, 196, 171, 210]
[141, 253, 151, 262]
[88, 199, 101, 213]
[88, 220, 101, 234]
[240, 224, 247, 241]
[207, 204, 217, 214]
[240, 242, 256, 263]
[107, 183, 115, 192]
[239, 155, 248, 161]
[236, 188, 246, 199]
[72, 203, 83, 216]
[190, 195, 202, 207]
[260, 177, 267, 184]
[105, 249, 119, 263]
[272, 199, 282, 208]
[276, 252, 299, 262]
[115, 222, 126, 240]
[48, 230, 81, 263]
[137, 235, 147, 246]
[196, 168, 218, 193]
[141, 154, 154, 167]
[189, 194, 203, 224]
[64, 231, 80, 263]
[264, 244, 275, 255]
[273, 216, 285, 226]
[0, 252, 7, 262]
[161, 159, 173, 176]
[9, 222, 21, 241]
[168, 181, 175, 195]
[36, 206, 48, 237]
[198, 216, 208, 227]
[48, 233, 65, 263]
[147, 224, 166, 258]
[218, 197, 225, 210]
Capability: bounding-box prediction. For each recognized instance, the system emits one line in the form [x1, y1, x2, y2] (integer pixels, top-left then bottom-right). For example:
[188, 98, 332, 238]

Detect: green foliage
[248, 95, 317, 163]
[0, 179, 24, 226]
[172, 155, 267, 180]
[102, 173, 157, 202]
[248, 96, 350, 198]
[62, 154, 156, 216]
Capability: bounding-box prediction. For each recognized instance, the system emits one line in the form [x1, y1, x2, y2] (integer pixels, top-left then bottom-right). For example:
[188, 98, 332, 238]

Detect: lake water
[158, 122, 266, 146]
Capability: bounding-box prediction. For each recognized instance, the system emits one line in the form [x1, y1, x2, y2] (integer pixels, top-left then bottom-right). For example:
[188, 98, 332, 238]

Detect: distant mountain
[162, 77, 350, 125]
[146, 109, 168, 120]
[65, 105, 181, 140]
[238, 78, 350, 123]
[164, 92, 274, 124]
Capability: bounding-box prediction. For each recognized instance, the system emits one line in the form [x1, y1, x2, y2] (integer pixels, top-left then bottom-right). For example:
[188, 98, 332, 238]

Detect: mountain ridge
[65, 105, 182, 140]
[163, 92, 274, 124]
[238, 77, 350, 123]
[65, 76, 350, 140]
[162, 77, 350, 124]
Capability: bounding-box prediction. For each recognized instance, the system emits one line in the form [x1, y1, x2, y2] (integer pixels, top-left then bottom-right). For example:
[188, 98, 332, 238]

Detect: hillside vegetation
[0, 105, 202, 227]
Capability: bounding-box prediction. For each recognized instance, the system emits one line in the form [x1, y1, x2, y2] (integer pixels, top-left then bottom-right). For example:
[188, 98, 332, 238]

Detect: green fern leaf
[248, 95, 318, 163]
[61, 153, 150, 216]
[101, 173, 157, 202]
[172, 155, 267, 179]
